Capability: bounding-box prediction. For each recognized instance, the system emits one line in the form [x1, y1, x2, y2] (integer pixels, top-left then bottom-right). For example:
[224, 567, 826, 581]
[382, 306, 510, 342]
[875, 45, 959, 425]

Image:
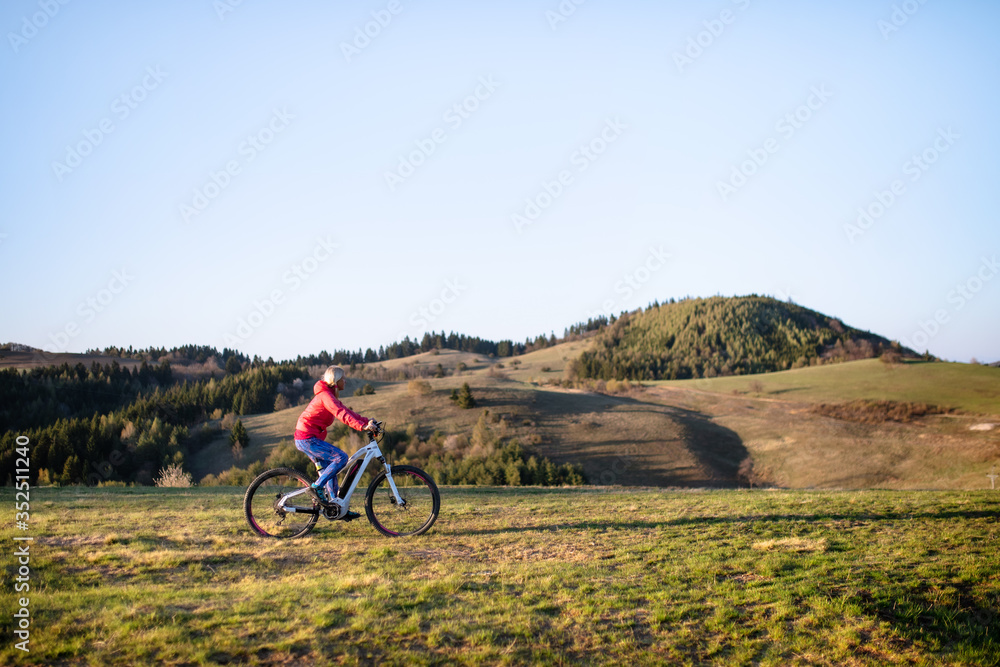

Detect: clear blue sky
[2, 0, 998, 363]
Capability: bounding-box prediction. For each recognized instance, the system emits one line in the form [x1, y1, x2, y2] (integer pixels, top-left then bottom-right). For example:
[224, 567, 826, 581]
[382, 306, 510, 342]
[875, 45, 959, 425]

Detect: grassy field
[656, 359, 1000, 416]
[3, 486, 998, 665]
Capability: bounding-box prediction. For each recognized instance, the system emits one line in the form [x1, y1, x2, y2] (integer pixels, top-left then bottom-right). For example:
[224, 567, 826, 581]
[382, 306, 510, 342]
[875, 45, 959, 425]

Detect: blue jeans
[294, 437, 348, 499]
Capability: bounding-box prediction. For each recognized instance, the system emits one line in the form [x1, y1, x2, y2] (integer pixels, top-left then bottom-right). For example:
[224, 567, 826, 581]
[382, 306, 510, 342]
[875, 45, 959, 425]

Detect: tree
[231, 418, 250, 446]
[225, 356, 242, 376]
[450, 382, 476, 409]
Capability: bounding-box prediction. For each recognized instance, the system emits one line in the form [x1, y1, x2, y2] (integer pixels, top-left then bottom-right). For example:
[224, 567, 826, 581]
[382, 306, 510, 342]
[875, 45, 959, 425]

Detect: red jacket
[294, 381, 368, 440]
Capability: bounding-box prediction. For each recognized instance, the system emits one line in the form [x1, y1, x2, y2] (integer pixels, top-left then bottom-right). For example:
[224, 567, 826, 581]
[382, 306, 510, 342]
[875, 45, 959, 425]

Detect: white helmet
[323, 365, 345, 386]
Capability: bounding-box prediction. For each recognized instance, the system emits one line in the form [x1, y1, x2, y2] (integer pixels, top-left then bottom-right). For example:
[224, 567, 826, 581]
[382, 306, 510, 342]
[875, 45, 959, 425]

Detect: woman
[294, 365, 376, 518]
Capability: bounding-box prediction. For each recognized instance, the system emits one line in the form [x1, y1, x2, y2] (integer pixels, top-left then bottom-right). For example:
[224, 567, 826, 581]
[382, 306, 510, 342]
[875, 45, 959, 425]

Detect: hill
[575, 295, 905, 381]
[4, 300, 996, 491]
[641, 359, 1000, 489]
[188, 348, 999, 491]
[656, 357, 1000, 414]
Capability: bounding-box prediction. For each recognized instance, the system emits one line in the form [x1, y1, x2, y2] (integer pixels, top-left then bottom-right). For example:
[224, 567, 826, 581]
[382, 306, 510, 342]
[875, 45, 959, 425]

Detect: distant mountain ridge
[4, 296, 911, 381]
[574, 295, 907, 381]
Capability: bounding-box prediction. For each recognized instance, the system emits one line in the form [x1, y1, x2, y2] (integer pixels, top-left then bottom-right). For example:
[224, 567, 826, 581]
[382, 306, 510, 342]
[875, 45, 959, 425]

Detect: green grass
[656, 359, 1000, 416]
[3, 486, 999, 665]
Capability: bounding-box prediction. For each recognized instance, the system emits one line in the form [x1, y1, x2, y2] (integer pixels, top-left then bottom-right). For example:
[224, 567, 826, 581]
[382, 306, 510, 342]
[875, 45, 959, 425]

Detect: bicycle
[243, 421, 440, 538]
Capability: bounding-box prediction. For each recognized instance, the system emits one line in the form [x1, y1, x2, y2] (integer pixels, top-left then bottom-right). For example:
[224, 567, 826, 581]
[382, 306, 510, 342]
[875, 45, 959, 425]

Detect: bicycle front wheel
[244, 467, 319, 539]
[364, 465, 440, 537]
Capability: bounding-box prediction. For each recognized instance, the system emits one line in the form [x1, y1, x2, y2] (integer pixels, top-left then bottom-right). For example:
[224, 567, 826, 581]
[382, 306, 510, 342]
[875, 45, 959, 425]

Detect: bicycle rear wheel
[244, 467, 319, 539]
[364, 465, 440, 537]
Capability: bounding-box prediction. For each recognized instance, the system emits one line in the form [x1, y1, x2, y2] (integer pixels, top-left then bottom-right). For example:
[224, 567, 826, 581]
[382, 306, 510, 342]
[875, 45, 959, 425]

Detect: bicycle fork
[383, 464, 406, 507]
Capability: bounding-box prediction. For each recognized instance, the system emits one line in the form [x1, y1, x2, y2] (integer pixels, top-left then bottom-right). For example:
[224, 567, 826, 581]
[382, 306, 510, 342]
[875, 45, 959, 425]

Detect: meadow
[2, 485, 998, 665]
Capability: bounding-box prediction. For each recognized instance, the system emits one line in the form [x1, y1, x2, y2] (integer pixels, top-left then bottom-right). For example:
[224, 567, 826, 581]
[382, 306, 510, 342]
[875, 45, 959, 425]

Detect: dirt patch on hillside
[810, 400, 952, 424]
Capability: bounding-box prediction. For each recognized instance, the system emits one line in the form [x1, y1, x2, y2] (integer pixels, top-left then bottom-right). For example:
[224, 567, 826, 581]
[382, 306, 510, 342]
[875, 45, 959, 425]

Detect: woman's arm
[320, 390, 368, 431]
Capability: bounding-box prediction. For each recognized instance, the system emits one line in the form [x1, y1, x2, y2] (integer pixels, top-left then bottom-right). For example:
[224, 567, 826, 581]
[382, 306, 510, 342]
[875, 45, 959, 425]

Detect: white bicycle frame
[276, 437, 404, 516]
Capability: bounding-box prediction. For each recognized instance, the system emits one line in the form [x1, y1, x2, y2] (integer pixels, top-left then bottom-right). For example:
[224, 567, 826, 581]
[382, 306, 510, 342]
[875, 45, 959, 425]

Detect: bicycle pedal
[340, 511, 361, 522]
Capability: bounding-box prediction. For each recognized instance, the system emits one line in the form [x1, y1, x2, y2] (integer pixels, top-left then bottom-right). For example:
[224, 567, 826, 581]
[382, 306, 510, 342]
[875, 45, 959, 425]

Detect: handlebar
[366, 419, 385, 442]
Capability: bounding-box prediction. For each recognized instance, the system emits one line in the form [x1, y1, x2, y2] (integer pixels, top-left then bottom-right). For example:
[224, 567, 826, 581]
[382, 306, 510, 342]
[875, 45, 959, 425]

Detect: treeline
[86, 344, 249, 365]
[574, 296, 905, 381]
[82, 327, 585, 374]
[0, 364, 309, 487]
[293, 330, 566, 368]
[0, 360, 173, 433]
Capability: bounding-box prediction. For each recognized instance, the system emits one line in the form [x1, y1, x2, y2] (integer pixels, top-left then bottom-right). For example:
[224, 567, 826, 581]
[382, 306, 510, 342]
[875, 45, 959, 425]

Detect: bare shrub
[408, 379, 432, 396]
[154, 463, 193, 488]
[880, 350, 902, 366]
[443, 434, 469, 453]
[738, 457, 766, 488]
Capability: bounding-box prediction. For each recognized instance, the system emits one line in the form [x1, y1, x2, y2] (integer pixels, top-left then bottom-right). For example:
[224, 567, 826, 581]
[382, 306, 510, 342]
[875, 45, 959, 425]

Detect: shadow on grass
[507, 388, 749, 488]
[763, 386, 810, 395]
[853, 581, 1000, 661]
[457, 509, 1000, 536]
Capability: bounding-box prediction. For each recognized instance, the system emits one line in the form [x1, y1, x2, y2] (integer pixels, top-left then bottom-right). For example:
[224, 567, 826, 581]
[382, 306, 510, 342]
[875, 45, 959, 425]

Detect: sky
[2, 0, 998, 364]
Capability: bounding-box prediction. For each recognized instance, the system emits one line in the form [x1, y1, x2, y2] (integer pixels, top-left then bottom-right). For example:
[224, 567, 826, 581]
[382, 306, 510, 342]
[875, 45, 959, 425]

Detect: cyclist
[294, 365, 377, 519]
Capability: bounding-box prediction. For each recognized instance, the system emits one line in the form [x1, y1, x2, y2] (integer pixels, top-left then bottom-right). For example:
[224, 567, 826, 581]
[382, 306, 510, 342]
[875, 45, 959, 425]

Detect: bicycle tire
[244, 467, 319, 539]
[364, 465, 440, 537]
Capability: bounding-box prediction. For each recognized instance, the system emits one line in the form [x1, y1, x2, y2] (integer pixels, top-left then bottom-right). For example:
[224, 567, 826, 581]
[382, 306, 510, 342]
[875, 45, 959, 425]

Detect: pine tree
[452, 382, 476, 409]
[230, 419, 250, 448]
[225, 356, 242, 376]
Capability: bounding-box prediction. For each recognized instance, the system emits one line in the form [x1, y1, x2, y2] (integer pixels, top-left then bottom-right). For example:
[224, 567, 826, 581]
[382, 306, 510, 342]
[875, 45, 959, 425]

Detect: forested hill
[574, 296, 906, 381]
